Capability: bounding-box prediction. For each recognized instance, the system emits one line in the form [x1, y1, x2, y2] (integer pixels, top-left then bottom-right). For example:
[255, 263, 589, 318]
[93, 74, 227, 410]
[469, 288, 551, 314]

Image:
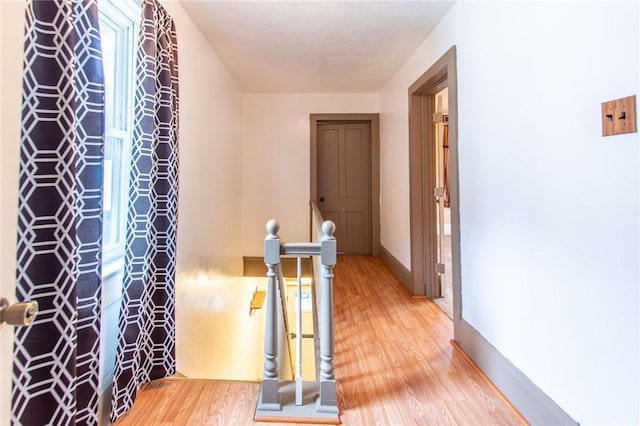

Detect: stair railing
[256, 218, 338, 420]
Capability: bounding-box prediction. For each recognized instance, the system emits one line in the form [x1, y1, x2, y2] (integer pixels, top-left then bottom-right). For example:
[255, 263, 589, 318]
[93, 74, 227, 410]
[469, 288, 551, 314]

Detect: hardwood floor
[114, 255, 526, 425]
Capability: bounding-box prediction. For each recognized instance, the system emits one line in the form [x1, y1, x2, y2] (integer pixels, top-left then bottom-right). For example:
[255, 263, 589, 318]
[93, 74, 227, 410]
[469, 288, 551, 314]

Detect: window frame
[99, 0, 140, 276]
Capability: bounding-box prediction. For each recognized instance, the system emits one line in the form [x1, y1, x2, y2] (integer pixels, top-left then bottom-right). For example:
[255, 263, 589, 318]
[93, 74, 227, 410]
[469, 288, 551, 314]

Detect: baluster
[317, 220, 338, 413]
[258, 219, 282, 411]
[295, 255, 303, 405]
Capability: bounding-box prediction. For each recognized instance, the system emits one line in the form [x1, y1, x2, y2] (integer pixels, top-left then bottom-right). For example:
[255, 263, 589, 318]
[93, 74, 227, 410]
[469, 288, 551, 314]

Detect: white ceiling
[179, 1, 456, 93]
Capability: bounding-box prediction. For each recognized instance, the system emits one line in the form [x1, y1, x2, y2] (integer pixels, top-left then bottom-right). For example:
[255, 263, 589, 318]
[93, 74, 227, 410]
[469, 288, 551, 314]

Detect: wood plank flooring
[114, 255, 526, 425]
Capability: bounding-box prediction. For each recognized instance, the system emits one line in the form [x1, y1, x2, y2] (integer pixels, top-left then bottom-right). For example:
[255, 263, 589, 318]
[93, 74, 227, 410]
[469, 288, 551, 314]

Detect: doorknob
[320, 197, 325, 202]
[0, 297, 38, 327]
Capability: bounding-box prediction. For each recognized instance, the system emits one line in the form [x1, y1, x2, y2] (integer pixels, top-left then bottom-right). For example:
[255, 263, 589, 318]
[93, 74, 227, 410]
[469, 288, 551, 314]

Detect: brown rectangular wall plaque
[602, 95, 637, 137]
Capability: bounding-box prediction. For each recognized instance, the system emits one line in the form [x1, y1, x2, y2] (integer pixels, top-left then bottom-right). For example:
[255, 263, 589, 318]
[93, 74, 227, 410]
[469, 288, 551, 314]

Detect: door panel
[318, 122, 371, 254]
[320, 128, 340, 199]
[344, 129, 364, 199]
[344, 211, 365, 254]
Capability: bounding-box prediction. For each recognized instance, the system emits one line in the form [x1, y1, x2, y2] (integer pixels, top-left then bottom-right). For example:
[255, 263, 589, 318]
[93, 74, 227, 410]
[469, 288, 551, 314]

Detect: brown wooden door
[317, 122, 371, 254]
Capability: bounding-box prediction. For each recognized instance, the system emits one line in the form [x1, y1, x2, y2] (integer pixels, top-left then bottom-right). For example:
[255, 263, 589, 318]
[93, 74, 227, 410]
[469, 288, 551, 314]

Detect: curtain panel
[110, 0, 180, 420]
[12, 0, 105, 424]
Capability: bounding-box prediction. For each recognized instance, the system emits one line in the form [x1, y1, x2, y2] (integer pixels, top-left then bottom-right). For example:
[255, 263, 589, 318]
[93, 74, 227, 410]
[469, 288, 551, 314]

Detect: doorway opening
[408, 46, 461, 322]
[310, 114, 380, 256]
[433, 88, 453, 318]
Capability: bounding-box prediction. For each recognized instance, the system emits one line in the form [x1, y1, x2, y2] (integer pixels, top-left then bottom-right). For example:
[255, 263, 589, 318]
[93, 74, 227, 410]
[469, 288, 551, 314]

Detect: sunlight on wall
[175, 272, 267, 382]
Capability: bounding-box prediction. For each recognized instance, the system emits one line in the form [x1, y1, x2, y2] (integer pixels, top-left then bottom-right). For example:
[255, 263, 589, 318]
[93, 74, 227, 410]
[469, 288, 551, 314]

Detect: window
[99, 0, 139, 271]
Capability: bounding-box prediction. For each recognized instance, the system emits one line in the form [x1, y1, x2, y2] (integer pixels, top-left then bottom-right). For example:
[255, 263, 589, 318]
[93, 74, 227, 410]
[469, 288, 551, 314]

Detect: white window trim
[99, 0, 140, 278]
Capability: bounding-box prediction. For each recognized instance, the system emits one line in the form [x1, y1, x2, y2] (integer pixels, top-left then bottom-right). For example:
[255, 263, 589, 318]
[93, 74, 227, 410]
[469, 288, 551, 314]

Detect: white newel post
[259, 219, 282, 411]
[317, 220, 338, 413]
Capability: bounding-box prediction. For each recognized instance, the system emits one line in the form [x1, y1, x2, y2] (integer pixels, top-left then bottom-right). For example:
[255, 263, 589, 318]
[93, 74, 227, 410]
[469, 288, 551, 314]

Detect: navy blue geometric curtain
[110, 0, 179, 420]
[12, 0, 104, 425]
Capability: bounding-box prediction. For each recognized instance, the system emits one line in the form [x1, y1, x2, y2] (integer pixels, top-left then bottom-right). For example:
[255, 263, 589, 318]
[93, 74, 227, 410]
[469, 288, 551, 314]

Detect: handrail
[281, 242, 321, 256]
[256, 217, 339, 421]
[310, 201, 325, 243]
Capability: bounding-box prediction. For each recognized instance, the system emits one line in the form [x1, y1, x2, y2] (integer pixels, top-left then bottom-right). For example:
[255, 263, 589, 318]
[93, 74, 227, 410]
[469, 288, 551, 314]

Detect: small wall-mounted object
[601, 95, 637, 137]
[249, 287, 265, 316]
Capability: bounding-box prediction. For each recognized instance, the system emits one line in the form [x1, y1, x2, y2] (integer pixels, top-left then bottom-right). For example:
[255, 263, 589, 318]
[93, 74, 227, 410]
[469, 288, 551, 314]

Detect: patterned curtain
[110, 0, 180, 420]
[12, 1, 105, 425]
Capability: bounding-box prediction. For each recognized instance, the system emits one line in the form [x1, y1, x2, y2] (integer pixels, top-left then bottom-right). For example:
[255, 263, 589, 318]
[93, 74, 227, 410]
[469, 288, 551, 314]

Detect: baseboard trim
[379, 245, 411, 288]
[450, 339, 528, 425]
[243, 256, 312, 278]
[454, 320, 577, 426]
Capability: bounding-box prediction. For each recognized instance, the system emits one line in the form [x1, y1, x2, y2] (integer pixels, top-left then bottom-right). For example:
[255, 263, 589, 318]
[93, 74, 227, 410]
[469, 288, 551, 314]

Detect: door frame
[408, 46, 461, 321]
[310, 113, 380, 256]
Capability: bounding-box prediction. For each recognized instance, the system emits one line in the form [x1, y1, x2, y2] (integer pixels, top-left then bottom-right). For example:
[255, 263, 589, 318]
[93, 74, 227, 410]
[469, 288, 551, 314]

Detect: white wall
[242, 94, 379, 255]
[162, 1, 244, 276]
[0, 1, 24, 423]
[380, 2, 639, 424]
[160, 1, 246, 404]
[0, 0, 3, 417]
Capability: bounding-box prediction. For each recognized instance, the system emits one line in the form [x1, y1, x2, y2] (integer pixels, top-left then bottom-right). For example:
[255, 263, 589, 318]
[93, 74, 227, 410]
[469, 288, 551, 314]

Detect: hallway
[114, 256, 525, 425]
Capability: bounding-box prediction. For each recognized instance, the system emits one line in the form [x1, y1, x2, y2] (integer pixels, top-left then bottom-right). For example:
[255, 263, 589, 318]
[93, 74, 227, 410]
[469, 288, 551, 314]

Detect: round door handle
[320, 197, 325, 202]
